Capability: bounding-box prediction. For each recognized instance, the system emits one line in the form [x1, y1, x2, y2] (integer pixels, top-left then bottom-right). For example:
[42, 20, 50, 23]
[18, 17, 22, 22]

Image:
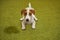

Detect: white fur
[20, 3, 38, 29]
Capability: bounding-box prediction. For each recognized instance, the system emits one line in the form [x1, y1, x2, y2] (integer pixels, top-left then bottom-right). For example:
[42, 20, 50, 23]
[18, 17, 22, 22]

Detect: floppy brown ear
[21, 9, 26, 15]
[30, 9, 35, 14]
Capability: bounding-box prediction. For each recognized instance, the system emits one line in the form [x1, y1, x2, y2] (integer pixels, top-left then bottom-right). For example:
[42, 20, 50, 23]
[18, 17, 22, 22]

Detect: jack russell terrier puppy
[20, 3, 38, 30]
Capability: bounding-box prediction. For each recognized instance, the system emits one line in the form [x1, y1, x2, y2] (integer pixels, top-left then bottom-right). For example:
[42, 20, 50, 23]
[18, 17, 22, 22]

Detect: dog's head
[21, 8, 35, 22]
[21, 3, 35, 22]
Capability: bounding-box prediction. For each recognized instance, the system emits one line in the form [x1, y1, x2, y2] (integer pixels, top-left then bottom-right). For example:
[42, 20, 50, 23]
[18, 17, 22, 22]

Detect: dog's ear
[30, 9, 35, 14]
[21, 9, 26, 15]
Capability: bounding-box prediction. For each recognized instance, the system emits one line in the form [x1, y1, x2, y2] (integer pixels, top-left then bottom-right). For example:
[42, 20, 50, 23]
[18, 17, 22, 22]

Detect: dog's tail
[28, 2, 32, 8]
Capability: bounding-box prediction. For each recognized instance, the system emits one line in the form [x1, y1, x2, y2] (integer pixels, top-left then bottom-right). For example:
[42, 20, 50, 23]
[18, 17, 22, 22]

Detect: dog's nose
[26, 19, 29, 22]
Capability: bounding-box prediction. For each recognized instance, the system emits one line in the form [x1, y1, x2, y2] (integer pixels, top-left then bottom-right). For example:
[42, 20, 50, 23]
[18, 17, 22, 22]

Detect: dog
[20, 3, 38, 30]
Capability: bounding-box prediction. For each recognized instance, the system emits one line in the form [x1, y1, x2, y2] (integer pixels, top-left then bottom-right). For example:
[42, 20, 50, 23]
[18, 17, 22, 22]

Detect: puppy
[20, 3, 38, 29]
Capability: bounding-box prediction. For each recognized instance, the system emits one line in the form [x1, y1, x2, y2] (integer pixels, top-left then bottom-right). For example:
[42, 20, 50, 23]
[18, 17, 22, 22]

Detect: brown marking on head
[21, 9, 27, 16]
[21, 9, 35, 16]
[30, 9, 35, 15]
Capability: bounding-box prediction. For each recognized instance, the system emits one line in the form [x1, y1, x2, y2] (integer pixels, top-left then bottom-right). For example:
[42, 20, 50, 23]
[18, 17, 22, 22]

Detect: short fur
[20, 3, 38, 29]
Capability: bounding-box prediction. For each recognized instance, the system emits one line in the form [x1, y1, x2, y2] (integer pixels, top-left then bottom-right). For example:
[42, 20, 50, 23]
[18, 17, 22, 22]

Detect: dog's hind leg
[32, 14, 38, 21]
[20, 16, 24, 21]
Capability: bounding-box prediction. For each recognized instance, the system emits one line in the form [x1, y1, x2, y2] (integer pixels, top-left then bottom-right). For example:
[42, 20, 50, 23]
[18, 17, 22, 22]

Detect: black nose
[26, 19, 29, 22]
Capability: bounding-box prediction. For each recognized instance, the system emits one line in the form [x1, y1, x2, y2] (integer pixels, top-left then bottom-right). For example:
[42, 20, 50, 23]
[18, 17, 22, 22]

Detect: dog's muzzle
[26, 19, 29, 22]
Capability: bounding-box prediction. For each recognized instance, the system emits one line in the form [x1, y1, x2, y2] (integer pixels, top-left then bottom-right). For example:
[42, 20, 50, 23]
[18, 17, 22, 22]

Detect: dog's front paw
[32, 26, 35, 29]
[22, 27, 25, 30]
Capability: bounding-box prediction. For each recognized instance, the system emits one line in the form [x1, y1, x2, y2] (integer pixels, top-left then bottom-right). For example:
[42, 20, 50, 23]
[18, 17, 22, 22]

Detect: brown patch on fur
[21, 9, 35, 16]
[21, 9, 27, 16]
[30, 9, 35, 14]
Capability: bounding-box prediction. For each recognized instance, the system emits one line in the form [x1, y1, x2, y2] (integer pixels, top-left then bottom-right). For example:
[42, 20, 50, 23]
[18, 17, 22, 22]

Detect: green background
[0, 0, 60, 40]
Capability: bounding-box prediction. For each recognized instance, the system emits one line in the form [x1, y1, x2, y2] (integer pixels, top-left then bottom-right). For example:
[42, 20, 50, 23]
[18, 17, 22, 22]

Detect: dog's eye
[29, 13, 32, 16]
[24, 13, 27, 16]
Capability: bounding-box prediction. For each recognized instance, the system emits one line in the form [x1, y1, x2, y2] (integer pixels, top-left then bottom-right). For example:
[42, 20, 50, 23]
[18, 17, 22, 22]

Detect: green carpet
[0, 0, 60, 40]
